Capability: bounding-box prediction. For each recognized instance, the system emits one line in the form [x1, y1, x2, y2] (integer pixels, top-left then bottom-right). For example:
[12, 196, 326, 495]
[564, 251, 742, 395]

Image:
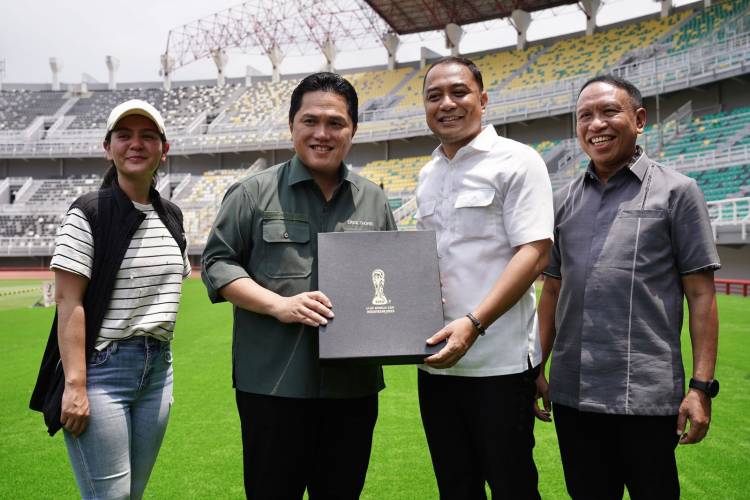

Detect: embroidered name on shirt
[346, 219, 374, 227]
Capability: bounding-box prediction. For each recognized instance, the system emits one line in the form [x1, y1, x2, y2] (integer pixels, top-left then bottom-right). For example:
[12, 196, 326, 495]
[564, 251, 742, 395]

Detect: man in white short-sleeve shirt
[415, 56, 553, 499]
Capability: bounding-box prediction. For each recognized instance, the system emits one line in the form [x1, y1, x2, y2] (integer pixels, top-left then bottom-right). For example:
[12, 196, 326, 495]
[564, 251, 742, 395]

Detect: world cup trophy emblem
[371, 269, 388, 305]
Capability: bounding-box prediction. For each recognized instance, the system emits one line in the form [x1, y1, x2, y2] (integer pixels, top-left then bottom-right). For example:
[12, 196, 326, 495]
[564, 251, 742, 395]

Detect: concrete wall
[348, 142, 387, 168]
[3, 158, 62, 178]
[643, 74, 750, 119]
[716, 245, 750, 281]
[388, 135, 440, 159]
[62, 158, 108, 177]
[502, 116, 574, 145]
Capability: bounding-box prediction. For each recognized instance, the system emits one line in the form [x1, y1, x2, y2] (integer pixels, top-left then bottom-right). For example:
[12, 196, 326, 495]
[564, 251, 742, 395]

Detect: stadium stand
[24, 176, 101, 206]
[347, 67, 413, 108]
[393, 67, 430, 110]
[507, 12, 691, 89]
[533, 140, 559, 158]
[218, 79, 299, 129]
[358, 156, 431, 196]
[66, 84, 242, 130]
[686, 164, 750, 201]
[658, 106, 750, 158]
[176, 167, 253, 247]
[1, 0, 750, 263]
[394, 47, 541, 109]
[0, 90, 67, 131]
[0, 214, 61, 238]
[479, 47, 544, 90]
[182, 205, 218, 247]
[669, 0, 750, 51]
[178, 168, 248, 204]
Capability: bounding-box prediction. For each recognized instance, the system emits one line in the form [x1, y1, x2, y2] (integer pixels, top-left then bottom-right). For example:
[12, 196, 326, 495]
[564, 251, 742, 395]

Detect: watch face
[691, 378, 720, 398]
[708, 379, 720, 397]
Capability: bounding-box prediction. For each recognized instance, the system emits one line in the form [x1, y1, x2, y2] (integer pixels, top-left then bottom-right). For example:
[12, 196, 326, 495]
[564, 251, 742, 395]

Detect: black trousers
[553, 403, 680, 500]
[235, 390, 378, 500]
[418, 366, 541, 500]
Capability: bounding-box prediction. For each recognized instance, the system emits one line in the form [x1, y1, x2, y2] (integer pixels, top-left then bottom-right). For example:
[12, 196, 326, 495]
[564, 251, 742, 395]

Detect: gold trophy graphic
[371, 269, 388, 305]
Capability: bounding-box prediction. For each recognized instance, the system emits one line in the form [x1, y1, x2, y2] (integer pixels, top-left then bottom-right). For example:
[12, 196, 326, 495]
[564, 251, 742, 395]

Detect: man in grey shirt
[535, 75, 720, 499]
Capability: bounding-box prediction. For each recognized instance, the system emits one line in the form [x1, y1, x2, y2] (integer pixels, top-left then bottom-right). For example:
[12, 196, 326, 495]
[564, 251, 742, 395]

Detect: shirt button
[283, 232, 289, 239]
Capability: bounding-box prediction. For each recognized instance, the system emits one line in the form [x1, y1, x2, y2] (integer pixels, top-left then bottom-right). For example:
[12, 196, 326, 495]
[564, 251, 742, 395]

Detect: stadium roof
[163, 0, 583, 73]
[363, 0, 580, 35]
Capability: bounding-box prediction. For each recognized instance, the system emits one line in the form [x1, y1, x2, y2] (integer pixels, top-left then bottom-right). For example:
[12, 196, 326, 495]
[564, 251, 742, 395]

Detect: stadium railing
[2, 196, 746, 257]
[662, 144, 750, 171]
[0, 236, 55, 256]
[707, 196, 750, 245]
[708, 196, 750, 223]
[714, 278, 750, 296]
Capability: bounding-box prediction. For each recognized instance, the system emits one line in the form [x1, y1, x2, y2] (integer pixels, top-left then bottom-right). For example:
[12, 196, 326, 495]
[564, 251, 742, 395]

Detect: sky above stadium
[0, 0, 701, 85]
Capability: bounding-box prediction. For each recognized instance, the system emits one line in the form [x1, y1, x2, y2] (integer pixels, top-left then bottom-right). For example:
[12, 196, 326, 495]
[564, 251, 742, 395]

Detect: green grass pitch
[1, 279, 748, 499]
[0, 280, 45, 312]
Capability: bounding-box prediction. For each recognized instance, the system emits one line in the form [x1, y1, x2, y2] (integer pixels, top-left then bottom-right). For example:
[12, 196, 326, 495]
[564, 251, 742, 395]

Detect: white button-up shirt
[416, 125, 554, 376]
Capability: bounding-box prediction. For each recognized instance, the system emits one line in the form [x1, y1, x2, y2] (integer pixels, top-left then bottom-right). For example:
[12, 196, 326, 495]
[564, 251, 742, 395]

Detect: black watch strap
[689, 378, 719, 398]
[466, 313, 486, 336]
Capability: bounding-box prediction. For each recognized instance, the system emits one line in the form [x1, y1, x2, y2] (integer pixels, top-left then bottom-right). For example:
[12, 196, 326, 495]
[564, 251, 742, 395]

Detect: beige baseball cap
[106, 99, 166, 138]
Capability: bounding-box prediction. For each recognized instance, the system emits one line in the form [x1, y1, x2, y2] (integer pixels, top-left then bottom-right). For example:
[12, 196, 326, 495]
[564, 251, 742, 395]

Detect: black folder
[318, 230, 445, 364]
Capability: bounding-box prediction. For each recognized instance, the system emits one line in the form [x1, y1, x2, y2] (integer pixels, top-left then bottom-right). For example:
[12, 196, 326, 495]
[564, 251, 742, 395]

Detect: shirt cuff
[202, 260, 250, 304]
[50, 262, 91, 279]
[679, 262, 721, 275]
[508, 232, 554, 249]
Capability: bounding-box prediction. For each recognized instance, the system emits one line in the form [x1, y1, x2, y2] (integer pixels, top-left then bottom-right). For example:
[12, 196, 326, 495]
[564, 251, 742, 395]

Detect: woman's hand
[61, 382, 90, 436]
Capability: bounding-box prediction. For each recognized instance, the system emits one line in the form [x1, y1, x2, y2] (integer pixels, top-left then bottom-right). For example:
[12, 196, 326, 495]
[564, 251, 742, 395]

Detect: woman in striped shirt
[51, 100, 190, 499]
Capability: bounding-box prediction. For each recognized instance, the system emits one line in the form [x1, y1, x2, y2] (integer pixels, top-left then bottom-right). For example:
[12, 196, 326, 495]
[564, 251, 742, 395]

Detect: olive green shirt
[202, 155, 397, 398]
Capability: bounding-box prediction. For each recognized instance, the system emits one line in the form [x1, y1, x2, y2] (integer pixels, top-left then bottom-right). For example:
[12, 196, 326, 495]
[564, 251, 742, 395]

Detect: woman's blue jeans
[63, 336, 173, 500]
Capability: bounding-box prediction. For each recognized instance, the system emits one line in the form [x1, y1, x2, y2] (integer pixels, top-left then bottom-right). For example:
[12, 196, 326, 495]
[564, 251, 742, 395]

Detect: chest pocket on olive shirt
[453, 189, 497, 239]
[261, 218, 312, 279]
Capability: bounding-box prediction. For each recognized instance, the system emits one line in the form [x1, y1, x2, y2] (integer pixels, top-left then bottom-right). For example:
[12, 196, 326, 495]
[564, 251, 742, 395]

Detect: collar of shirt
[584, 145, 647, 184]
[431, 125, 497, 163]
[287, 154, 362, 194]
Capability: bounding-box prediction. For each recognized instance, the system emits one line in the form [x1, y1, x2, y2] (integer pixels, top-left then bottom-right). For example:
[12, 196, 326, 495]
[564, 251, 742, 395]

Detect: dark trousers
[235, 390, 378, 500]
[553, 403, 680, 500]
[418, 366, 541, 500]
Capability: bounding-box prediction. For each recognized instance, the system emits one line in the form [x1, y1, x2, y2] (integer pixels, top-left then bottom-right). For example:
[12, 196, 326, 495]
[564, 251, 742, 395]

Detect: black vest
[29, 179, 186, 436]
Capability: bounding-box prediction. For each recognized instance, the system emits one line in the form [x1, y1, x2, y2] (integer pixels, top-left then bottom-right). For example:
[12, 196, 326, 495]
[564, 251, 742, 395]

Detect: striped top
[51, 201, 191, 350]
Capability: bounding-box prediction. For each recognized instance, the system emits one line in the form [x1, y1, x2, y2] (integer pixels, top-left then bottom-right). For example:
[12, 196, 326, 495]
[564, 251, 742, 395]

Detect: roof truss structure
[165, 0, 392, 70]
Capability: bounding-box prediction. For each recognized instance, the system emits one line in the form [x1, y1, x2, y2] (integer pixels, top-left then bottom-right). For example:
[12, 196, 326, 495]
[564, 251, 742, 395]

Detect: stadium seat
[507, 12, 691, 89]
[66, 84, 241, 130]
[217, 80, 299, 129]
[0, 90, 68, 130]
[687, 164, 750, 202]
[669, 0, 750, 52]
[358, 156, 431, 196]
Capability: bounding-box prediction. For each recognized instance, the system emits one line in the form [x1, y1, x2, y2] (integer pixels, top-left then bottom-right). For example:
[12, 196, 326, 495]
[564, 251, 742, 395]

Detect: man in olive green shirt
[202, 72, 395, 498]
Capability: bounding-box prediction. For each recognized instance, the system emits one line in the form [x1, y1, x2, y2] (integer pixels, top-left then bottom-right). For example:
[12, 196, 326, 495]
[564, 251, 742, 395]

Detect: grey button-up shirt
[202, 155, 396, 399]
[545, 149, 720, 415]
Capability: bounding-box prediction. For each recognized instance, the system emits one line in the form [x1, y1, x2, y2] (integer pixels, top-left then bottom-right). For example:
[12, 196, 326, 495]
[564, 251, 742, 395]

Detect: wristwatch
[689, 378, 720, 398]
